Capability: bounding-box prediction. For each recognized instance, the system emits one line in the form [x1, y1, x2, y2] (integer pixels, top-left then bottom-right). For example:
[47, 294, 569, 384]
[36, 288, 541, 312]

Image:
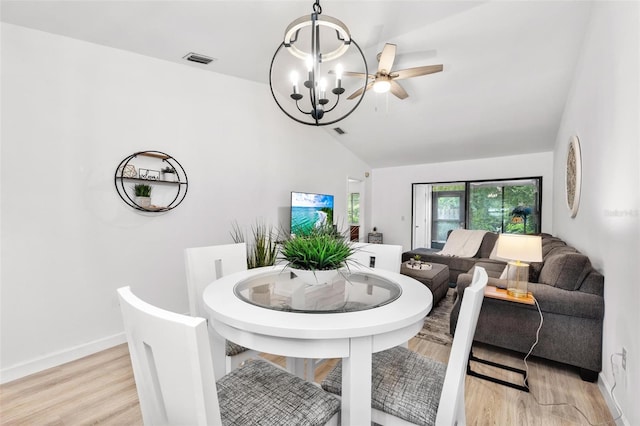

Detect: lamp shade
[496, 234, 542, 263]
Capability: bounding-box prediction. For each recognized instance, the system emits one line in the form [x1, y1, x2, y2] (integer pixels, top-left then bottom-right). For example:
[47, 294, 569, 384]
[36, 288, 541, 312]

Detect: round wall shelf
[114, 151, 188, 212]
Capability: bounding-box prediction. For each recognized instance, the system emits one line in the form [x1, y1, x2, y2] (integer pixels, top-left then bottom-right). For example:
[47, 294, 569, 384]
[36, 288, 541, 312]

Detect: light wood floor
[1, 338, 614, 425]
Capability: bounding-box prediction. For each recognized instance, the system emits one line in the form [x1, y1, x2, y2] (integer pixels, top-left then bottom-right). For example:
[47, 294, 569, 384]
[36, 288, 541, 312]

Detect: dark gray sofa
[402, 232, 505, 283]
[450, 234, 605, 381]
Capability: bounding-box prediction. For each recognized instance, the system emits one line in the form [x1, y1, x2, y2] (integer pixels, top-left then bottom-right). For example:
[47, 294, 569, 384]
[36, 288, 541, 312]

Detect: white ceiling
[1, 1, 593, 168]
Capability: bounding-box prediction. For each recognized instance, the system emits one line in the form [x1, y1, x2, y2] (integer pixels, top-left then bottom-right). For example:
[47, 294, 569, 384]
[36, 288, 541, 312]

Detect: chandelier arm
[294, 101, 312, 116]
[322, 95, 341, 114]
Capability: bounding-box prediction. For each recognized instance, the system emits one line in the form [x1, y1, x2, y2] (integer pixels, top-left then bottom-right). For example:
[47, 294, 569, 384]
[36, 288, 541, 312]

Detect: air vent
[183, 52, 216, 65]
[333, 127, 346, 135]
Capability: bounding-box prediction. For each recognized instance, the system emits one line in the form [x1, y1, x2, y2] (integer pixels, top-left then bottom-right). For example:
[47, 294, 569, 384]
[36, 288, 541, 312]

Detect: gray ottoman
[400, 261, 449, 307]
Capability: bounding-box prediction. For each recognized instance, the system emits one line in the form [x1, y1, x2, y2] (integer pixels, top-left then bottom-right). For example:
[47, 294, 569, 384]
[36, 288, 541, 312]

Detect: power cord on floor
[523, 296, 623, 425]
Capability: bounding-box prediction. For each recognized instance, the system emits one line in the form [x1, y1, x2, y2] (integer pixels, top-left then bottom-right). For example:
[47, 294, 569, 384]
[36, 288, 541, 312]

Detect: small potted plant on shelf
[161, 166, 177, 182]
[279, 224, 357, 285]
[133, 183, 152, 208]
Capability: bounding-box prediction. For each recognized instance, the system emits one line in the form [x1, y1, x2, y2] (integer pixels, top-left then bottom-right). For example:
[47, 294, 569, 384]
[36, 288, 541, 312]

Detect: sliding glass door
[411, 177, 542, 249]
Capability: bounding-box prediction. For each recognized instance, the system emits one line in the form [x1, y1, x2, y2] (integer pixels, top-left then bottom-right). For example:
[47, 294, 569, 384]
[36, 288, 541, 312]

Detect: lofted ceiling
[1, 1, 593, 168]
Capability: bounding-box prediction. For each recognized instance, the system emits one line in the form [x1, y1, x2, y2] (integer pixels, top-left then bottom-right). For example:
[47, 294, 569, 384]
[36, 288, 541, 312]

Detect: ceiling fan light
[373, 80, 391, 93]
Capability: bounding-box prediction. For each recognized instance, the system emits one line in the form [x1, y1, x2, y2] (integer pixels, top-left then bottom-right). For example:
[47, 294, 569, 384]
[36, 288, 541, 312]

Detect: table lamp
[496, 234, 542, 298]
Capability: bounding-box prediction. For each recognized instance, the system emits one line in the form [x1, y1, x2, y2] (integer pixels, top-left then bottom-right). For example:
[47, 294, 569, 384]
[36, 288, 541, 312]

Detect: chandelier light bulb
[319, 78, 327, 100]
[290, 70, 301, 98]
[290, 70, 299, 85]
[305, 55, 314, 72]
[335, 63, 343, 80]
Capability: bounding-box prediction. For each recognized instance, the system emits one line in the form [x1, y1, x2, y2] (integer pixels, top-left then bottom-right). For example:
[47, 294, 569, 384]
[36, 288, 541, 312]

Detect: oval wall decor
[565, 135, 582, 218]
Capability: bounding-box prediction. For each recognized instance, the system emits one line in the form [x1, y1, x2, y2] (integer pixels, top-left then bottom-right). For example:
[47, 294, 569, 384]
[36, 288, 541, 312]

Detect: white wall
[371, 152, 554, 250]
[0, 24, 371, 381]
[552, 2, 639, 424]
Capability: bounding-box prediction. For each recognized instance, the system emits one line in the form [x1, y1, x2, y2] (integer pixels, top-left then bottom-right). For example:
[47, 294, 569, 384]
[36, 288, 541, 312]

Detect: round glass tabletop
[234, 269, 402, 313]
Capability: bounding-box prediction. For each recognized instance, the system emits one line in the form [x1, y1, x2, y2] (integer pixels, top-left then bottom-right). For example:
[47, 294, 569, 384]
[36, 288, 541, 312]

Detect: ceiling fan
[340, 43, 443, 100]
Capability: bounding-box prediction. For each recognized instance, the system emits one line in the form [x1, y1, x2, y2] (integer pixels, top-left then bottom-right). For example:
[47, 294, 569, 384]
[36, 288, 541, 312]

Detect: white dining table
[202, 265, 432, 425]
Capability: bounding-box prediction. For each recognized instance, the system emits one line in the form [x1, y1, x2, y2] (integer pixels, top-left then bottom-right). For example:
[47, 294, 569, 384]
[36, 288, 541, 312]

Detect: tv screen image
[291, 192, 334, 236]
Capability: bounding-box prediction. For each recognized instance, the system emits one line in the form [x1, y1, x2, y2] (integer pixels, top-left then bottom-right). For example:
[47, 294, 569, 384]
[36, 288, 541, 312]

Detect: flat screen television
[290, 191, 334, 236]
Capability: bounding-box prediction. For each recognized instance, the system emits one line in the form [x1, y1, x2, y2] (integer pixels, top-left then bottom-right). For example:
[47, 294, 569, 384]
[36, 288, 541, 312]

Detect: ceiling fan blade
[377, 43, 397, 74]
[347, 82, 375, 100]
[392, 64, 443, 80]
[328, 70, 374, 79]
[389, 80, 409, 100]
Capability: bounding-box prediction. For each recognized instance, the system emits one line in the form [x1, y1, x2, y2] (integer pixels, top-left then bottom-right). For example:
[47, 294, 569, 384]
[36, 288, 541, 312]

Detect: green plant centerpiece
[279, 224, 356, 285]
[133, 183, 152, 208]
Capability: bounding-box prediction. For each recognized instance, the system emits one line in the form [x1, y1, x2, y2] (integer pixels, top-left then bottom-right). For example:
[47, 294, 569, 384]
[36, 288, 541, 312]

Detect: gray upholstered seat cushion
[321, 346, 446, 426]
[226, 340, 249, 357]
[218, 359, 340, 425]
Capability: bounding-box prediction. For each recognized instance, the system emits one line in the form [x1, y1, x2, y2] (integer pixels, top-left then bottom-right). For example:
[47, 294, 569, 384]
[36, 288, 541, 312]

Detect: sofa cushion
[544, 246, 578, 260]
[473, 261, 506, 279]
[539, 253, 592, 291]
[579, 270, 605, 296]
[542, 240, 567, 257]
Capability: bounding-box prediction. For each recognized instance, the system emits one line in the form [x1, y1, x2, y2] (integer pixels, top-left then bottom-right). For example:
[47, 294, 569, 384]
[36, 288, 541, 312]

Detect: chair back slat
[436, 266, 488, 426]
[117, 286, 222, 426]
[184, 243, 247, 317]
[350, 242, 403, 273]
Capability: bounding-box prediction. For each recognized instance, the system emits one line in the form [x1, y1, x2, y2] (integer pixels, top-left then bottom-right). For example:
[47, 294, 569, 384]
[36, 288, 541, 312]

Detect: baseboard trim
[0, 332, 127, 384]
[598, 372, 629, 426]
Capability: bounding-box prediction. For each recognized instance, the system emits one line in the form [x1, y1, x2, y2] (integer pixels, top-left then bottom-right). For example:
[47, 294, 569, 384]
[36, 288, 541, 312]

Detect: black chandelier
[269, 0, 368, 126]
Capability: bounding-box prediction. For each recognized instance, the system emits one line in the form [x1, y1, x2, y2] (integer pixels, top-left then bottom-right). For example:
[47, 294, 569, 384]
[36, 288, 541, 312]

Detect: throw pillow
[538, 253, 592, 291]
[528, 261, 543, 283]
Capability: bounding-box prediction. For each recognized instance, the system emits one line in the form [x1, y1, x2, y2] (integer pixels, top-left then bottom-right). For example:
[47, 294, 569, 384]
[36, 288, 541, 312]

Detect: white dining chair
[117, 286, 340, 426]
[184, 243, 259, 373]
[321, 266, 488, 426]
[349, 242, 403, 273]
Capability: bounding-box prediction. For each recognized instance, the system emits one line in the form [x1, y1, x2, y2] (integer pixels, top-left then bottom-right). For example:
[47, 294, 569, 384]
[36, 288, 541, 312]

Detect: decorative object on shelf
[138, 168, 160, 180]
[133, 184, 152, 208]
[566, 135, 582, 218]
[408, 255, 432, 270]
[161, 166, 177, 182]
[269, 0, 368, 126]
[114, 151, 188, 213]
[118, 164, 137, 178]
[279, 224, 356, 285]
[496, 233, 542, 298]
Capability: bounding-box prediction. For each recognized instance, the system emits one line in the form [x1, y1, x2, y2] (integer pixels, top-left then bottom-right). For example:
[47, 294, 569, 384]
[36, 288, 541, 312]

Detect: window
[431, 184, 465, 245]
[348, 192, 360, 224]
[468, 179, 540, 234]
[412, 177, 542, 249]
